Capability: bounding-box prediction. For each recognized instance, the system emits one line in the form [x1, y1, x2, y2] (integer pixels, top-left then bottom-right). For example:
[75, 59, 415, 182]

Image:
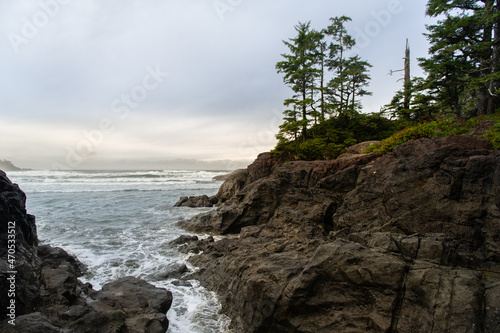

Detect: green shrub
[273, 112, 500, 161]
[365, 115, 500, 154]
[272, 112, 400, 161]
[484, 122, 500, 149]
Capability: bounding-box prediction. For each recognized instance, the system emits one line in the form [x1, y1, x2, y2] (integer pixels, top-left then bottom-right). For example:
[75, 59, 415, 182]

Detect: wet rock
[174, 194, 217, 207]
[97, 277, 172, 322]
[171, 280, 192, 287]
[170, 234, 215, 254]
[156, 263, 188, 280]
[170, 234, 199, 245]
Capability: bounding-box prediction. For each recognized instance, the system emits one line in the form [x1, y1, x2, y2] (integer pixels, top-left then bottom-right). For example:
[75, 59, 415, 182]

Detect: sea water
[7, 170, 232, 333]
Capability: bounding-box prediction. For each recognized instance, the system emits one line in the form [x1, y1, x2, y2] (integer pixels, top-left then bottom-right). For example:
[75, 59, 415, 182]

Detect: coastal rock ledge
[179, 136, 500, 333]
[0, 171, 172, 333]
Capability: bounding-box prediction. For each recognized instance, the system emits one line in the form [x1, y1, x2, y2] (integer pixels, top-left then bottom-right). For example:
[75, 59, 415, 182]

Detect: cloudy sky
[0, 0, 435, 170]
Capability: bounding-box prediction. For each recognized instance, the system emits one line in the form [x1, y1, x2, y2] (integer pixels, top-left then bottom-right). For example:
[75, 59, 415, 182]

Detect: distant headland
[0, 159, 26, 171]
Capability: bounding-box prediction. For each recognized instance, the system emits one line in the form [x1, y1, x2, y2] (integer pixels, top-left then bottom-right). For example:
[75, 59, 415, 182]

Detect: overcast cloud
[0, 0, 434, 170]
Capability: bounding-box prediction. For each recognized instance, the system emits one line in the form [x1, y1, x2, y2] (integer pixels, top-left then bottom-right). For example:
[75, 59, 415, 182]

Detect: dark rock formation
[213, 169, 245, 181]
[170, 235, 215, 254]
[174, 195, 218, 208]
[0, 170, 172, 332]
[180, 137, 500, 333]
[176, 153, 282, 209]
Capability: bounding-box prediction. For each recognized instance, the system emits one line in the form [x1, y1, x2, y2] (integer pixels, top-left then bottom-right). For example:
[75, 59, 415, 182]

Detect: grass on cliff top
[364, 114, 500, 154]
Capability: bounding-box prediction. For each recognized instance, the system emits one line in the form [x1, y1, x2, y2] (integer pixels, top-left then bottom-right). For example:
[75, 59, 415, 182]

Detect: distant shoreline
[0, 159, 28, 171]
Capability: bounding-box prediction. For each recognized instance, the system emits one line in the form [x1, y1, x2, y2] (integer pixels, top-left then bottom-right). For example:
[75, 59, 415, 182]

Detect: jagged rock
[96, 277, 172, 332]
[213, 169, 245, 181]
[215, 168, 248, 203]
[170, 234, 213, 254]
[0, 170, 41, 319]
[182, 153, 379, 235]
[177, 236, 214, 254]
[170, 234, 199, 245]
[174, 194, 217, 207]
[183, 136, 500, 333]
[0, 171, 172, 333]
[154, 263, 188, 280]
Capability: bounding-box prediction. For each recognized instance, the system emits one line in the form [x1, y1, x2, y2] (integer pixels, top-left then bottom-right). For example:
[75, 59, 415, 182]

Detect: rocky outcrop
[174, 194, 217, 207]
[0, 171, 172, 332]
[176, 154, 282, 209]
[212, 169, 245, 181]
[180, 136, 500, 333]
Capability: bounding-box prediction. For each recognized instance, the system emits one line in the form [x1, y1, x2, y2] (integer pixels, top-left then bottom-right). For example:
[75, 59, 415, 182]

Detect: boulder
[174, 194, 217, 207]
[346, 140, 380, 154]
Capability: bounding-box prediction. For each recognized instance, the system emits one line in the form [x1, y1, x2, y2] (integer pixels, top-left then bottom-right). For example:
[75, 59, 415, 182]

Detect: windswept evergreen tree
[343, 55, 373, 113]
[276, 22, 321, 140]
[324, 16, 356, 115]
[276, 17, 372, 149]
[314, 39, 329, 121]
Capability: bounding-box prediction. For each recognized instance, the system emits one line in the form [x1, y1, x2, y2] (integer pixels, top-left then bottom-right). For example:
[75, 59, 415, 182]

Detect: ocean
[6, 169, 232, 333]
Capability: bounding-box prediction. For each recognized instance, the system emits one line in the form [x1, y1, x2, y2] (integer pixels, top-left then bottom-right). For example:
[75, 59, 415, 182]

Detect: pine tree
[324, 16, 356, 115]
[424, 0, 500, 116]
[276, 22, 320, 140]
[311, 36, 328, 121]
[344, 55, 373, 113]
[276, 98, 303, 142]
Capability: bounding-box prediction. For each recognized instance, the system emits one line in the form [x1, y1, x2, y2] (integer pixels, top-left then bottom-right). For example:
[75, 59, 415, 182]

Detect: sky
[0, 0, 436, 170]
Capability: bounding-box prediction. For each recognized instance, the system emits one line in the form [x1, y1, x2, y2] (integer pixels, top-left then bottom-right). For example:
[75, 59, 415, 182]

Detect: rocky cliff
[0, 171, 172, 333]
[179, 135, 500, 333]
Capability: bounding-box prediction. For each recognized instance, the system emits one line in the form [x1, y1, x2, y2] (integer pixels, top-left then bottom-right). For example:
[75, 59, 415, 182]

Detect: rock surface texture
[174, 194, 218, 208]
[180, 136, 500, 333]
[0, 171, 172, 333]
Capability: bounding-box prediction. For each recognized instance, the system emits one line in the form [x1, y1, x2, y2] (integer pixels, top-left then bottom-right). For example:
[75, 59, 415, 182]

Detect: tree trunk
[339, 30, 345, 113]
[351, 81, 356, 111]
[302, 88, 307, 140]
[320, 58, 325, 121]
[487, 0, 500, 114]
[403, 39, 411, 110]
[478, 0, 494, 115]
